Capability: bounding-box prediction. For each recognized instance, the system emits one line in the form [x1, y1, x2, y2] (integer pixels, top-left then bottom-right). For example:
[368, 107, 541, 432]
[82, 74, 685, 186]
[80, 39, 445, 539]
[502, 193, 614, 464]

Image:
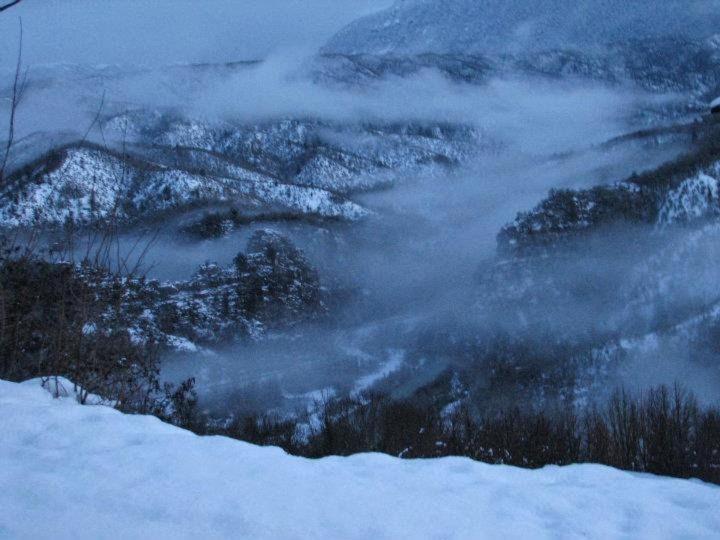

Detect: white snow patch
[81, 322, 97, 335]
[21, 376, 110, 406]
[284, 387, 338, 405]
[658, 164, 720, 225]
[166, 335, 200, 353]
[352, 348, 404, 396]
[1, 378, 719, 539]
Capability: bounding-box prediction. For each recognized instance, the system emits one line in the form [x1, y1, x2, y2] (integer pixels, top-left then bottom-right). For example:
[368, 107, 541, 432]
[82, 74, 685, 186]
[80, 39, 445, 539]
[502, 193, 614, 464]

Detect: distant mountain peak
[323, 0, 720, 56]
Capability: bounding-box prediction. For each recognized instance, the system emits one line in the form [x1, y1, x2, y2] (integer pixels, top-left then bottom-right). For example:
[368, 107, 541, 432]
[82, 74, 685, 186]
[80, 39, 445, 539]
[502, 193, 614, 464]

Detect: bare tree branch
[80, 90, 106, 146]
[0, 17, 27, 187]
[0, 0, 22, 14]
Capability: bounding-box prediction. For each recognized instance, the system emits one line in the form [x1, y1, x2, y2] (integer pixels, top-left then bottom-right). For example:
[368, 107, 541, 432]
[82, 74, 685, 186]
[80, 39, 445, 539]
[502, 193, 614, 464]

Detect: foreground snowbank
[1, 379, 718, 539]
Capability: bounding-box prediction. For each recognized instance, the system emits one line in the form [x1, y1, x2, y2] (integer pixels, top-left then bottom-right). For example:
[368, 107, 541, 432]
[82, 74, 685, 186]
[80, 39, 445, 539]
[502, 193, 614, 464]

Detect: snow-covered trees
[235, 230, 323, 323]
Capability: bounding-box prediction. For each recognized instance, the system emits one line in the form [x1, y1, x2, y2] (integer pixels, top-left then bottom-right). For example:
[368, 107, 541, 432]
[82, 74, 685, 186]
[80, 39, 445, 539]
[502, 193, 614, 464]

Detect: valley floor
[1, 378, 718, 539]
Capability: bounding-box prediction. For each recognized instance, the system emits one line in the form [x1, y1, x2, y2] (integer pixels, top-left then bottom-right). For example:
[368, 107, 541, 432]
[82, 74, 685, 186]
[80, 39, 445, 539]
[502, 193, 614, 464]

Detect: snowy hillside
[4, 3, 720, 536]
[0, 144, 367, 227]
[324, 0, 720, 56]
[0, 111, 480, 228]
[1, 378, 719, 540]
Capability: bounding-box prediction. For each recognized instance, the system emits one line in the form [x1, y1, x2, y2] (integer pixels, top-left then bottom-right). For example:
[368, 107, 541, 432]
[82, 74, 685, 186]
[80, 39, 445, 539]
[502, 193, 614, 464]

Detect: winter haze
[1, 2, 720, 536]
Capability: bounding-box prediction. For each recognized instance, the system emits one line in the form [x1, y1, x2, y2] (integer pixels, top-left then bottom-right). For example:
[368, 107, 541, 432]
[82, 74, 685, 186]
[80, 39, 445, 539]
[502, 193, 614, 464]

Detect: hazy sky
[0, 0, 391, 70]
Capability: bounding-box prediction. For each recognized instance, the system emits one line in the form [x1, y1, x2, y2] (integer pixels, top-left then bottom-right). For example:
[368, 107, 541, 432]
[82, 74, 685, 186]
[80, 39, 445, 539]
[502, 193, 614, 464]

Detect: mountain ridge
[324, 0, 720, 56]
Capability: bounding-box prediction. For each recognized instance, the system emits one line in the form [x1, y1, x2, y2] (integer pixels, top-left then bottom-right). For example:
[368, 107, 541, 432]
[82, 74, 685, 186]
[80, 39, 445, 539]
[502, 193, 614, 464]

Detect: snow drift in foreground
[1, 379, 718, 539]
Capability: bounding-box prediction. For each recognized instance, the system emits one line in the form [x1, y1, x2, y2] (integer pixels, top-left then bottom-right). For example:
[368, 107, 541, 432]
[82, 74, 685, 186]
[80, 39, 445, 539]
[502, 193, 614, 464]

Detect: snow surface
[1, 378, 719, 539]
[657, 162, 720, 225]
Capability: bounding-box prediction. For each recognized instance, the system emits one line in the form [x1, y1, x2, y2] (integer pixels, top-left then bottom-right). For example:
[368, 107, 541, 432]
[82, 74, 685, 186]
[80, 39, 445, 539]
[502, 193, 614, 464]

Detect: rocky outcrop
[78, 230, 325, 351]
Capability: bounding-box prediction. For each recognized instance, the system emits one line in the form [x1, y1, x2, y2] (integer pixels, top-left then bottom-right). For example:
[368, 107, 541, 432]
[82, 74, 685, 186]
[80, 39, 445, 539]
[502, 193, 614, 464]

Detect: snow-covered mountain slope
[324, 0, 720, 56]
[0, 144, 367, 227]
[403, 129, 720, 411]
[106, 113, 481, 194]
[499, 146, 720, 255]
[319, 2, 720, 110]
[0, 112, 480, 228]
[316, 36, 720, 104]
[494, 131, 720, 318]
[2, 378, 718, 540]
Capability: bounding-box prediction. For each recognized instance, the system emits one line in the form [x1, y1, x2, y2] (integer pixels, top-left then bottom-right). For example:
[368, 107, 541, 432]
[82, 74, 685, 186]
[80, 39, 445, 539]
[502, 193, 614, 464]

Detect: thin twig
[0, 0, 23, 14]
[0, 18, 27, 187]
[80, 90, 106, 146]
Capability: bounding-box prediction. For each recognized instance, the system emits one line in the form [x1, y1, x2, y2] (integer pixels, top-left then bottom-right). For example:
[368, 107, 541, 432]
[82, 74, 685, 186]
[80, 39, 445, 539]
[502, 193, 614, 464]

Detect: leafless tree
[0, 18, 28, 186]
